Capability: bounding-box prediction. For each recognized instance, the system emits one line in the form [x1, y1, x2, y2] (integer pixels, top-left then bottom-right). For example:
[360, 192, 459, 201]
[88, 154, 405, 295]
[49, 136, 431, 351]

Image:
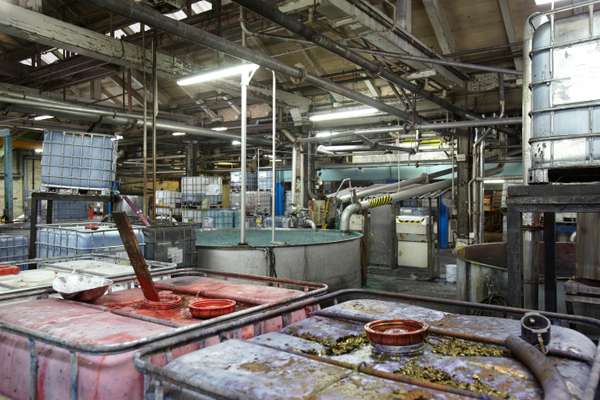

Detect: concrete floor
[365, 249, 458, 300]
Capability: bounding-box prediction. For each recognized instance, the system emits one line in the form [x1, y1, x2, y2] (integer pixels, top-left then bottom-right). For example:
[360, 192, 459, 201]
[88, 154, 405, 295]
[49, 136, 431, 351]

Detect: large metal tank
[529, 7, 600, 183]
[456, 241, 576, 311]
[195, 229, 363, 290]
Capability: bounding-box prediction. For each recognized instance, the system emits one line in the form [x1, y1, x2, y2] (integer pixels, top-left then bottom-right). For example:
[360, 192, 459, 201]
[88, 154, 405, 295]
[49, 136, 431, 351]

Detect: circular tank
[529, 9, 600, 183]
[195, 229, 363, 290]
[456, 241, 576, 312]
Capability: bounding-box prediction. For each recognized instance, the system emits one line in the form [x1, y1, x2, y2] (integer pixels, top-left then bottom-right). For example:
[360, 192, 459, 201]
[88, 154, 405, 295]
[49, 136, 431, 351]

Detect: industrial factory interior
[0, 0, 599, 398]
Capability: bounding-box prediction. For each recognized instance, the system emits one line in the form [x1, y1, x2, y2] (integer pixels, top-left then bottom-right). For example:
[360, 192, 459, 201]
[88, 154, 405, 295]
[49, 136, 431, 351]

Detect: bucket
[445, 264, 457, 283]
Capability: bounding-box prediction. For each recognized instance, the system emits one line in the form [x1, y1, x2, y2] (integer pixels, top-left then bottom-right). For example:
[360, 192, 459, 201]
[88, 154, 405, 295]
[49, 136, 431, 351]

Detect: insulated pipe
[233, 0, 476, 120]
[302, 117, 523, 144]
[334, 173, 428, 203]
[0, 92, 268, 143]
[88, 0, 413, 121]
[305, 142, 318, 201]
[340, 179, 451, 231]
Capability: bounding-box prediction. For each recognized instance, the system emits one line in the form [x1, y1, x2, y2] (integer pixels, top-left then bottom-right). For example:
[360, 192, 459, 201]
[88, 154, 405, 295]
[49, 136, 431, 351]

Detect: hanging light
[177, 64, 259, 86]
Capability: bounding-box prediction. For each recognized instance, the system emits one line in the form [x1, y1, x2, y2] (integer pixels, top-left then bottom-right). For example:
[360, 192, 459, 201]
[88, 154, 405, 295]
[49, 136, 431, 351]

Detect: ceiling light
[33, 115, 54, 121]
[172, 132, 186, 136]
[309, 107, 380, 122]
[232, 140, 241, 145]
[111, 134, 124, 141]
[212, 126, 228, 131]
[177, 64, 259, 86]
[534, 0, 567, 4]
[315, 130, 335, 138]
[34, 148, 43, 154]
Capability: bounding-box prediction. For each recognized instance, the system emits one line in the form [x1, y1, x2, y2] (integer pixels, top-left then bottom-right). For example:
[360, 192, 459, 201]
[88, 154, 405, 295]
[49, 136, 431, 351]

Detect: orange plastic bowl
[189, 298, 236, 319]
[364, 319, 429, 347]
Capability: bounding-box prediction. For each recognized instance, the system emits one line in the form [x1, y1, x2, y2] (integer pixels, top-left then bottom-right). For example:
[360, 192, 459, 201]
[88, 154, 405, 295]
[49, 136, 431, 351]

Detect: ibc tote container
[143, 225, 196, 267]
[36, 222, 144, 257]
[0, 234, 28, 263]
[41, 130, 117, 190]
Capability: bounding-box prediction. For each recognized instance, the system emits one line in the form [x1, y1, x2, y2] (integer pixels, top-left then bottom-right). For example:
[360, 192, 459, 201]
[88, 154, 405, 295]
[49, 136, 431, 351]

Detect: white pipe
[271, 71, 276, 243]
[334, 173, 428, 202]
[340, 179, 451, 231]
[299, 149, 305, 208]
[240, 72, 249, 244]
[291, 145, 297, 210]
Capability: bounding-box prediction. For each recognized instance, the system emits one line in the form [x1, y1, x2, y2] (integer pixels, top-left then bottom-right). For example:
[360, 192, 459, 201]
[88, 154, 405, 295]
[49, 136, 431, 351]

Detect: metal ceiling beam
[87, 0, 414, 121]
[0, 0, 192, 79]
[325, 0, 466, 87]
[233, 0, 475, 119]
[422, 0, 456, 55]
[497, 0, 523, 71]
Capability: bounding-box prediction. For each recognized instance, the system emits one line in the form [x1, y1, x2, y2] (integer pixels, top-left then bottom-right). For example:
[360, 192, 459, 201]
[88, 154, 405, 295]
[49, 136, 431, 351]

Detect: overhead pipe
[303, 117, 522, 144]
[232, 0, 478, 120]
[0, 92, 270, 143]
[334, 173, 428, 203]
[88, 0, 414, 121]
[340, 179, 451, 232]
[333, 167, 454, 203]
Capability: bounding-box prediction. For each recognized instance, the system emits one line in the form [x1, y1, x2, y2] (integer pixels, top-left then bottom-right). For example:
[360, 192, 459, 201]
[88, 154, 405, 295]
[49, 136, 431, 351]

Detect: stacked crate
[36, 223, 144, 258]
[0, 234, 28, 263]
[181, 176, 223, 208]
[182, 208, 238, 229]
[143, 225, 196, 267]
[41, 130, 117, 192]
[155, 190, 182, 217]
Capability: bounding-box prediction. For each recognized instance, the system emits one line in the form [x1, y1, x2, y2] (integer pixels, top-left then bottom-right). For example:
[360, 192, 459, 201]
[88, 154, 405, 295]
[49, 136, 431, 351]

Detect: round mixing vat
[195, 229, 363, 290]
[456, 241, 575, 312]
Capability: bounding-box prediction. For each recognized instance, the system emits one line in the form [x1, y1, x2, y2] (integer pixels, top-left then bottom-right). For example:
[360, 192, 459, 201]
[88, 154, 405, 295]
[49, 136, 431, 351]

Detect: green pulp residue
[428, 337, 507, 358]
[394, 359, 510, 399]
[287, 328, 369, 356]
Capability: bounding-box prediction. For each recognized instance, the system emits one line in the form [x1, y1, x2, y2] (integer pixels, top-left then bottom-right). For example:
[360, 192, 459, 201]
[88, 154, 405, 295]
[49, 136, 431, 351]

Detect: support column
[543, 212, 556, 312]
[456, 130, 471, 240]
[1, 129, 13, 223]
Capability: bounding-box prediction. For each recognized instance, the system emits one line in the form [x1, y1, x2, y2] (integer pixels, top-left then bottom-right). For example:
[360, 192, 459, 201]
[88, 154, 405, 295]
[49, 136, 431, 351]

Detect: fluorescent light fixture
[34, 148, 43, 154]
[172, 132, 186, 136]
[211, 126, 228, 131]
[315, 130, 334, 138]
[177, 63, 259, 86]
[232, 140, 241, 145]
[309, 107, 379, 122]
[111, 134, 124, 141]
[33, 115, 54, 121]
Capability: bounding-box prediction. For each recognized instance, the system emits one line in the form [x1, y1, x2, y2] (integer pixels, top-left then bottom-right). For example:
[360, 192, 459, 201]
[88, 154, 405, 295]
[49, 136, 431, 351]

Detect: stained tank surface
[160, 297, 595, 399]
[0, 271, 324, 400]
[195, 229, 363, 290]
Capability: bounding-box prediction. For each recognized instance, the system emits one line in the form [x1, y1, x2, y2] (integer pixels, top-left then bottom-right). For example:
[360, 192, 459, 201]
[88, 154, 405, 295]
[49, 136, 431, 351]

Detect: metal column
[543, 212, 557, 312]
[1, 129, 13, 223]
[456, 130, 471, 240]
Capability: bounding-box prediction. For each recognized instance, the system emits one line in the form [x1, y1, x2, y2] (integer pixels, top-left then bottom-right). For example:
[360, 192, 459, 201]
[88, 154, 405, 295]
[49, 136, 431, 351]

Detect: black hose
[505, 336, 573, 400]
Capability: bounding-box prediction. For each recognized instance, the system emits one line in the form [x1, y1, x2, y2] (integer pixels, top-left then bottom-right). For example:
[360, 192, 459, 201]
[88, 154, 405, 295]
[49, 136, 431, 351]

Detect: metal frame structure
[506, 183, 600, 311]
[133, 288, 600, 400]
[0, 267, 327, 400]
[28, 191, 114, 259]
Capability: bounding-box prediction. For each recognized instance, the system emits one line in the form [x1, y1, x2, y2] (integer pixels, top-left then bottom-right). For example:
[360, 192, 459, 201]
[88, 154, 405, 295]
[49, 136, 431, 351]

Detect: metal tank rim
[195, 228, 363, 249]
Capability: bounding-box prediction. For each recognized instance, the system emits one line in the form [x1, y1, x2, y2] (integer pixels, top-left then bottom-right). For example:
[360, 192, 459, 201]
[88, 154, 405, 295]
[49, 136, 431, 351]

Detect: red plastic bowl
[364, 319, 429, 347]
[189, 298, 237, 319]
[0, 265, 20, 276]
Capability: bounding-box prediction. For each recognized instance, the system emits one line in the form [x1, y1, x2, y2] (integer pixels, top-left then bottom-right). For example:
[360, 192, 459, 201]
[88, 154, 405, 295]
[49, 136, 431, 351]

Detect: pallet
[40, 185, 113, 196]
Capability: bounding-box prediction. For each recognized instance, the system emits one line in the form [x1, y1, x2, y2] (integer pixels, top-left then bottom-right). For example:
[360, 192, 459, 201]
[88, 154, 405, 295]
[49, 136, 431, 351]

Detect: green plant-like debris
[429, 337, 507, 357]
[394, 359, 510, 399]
[287, 329, 369, 356]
